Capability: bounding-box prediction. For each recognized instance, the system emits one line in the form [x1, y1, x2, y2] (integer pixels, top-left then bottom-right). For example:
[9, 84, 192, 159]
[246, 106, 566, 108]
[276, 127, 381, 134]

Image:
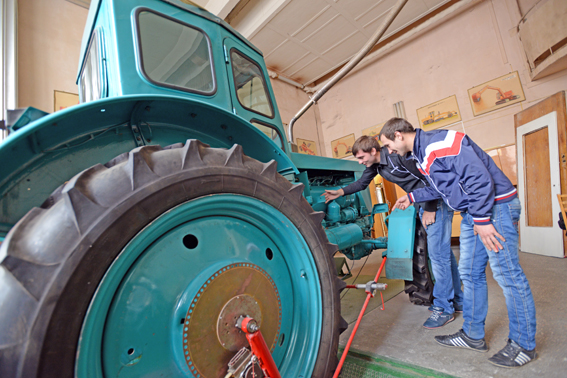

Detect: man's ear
[371, 148, 377, 156]
[394, 131, 404, 141]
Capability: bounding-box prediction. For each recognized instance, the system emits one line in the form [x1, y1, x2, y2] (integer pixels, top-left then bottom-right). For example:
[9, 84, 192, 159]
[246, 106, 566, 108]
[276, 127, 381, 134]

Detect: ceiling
[73, 0, 455, 86]
[222, 0, 454, 86]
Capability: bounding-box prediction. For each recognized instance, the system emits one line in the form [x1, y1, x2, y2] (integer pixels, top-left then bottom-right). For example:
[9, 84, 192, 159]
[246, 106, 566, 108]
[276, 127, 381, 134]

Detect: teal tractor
[0, 1, 432, 377]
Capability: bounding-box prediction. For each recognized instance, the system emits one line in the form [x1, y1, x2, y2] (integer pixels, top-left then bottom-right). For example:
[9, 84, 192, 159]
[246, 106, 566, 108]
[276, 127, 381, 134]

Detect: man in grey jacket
[324, 135, 463, 328]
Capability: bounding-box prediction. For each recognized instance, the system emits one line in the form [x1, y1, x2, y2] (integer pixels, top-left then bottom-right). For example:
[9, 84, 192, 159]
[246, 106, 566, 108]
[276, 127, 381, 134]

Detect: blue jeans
[420, 202, 463, 314]
[459, 198, 536, 350]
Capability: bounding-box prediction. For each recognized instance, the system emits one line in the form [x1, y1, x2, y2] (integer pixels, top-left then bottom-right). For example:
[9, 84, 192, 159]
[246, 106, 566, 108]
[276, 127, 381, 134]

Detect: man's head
[379, 118, 415, 156]
[352, 135, 381, 167]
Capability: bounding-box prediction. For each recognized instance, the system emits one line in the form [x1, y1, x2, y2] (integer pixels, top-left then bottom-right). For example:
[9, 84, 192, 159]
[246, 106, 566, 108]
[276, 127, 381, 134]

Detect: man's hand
[393, 195, 410, 210]
[322, 189, 344, 203]
[421, 211, 436, 229]
[474, 224, 506, 252]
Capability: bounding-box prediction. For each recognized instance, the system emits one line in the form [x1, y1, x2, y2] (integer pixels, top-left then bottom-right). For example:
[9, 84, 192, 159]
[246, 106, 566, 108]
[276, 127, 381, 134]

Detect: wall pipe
[286, 0, 409, 143]
[268, 70, 304, 89]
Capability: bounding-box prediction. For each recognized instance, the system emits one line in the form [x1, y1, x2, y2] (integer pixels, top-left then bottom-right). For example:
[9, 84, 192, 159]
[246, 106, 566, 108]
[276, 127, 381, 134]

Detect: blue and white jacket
[406, 129, 517, 226]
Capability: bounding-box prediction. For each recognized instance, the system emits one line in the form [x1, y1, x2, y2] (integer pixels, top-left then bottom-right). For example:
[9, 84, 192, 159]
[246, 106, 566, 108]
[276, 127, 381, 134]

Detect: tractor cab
[78, 0, 286, 151]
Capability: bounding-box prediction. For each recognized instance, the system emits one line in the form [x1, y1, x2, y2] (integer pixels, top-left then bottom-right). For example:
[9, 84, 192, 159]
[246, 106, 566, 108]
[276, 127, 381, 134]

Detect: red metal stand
[332, 256, 388, 378]
[235, 257, 388, 378]
[239, 317, 282, 378]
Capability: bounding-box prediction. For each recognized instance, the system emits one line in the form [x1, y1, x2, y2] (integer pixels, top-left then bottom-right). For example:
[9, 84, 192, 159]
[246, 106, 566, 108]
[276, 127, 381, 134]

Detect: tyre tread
[0, 140, 342, 378]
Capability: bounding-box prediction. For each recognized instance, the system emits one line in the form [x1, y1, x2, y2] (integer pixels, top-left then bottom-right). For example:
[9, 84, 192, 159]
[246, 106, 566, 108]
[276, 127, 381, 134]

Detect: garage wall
[17, 0, 88, 112]
[269, 78, 323, 153]
[314, 0, 567, 158]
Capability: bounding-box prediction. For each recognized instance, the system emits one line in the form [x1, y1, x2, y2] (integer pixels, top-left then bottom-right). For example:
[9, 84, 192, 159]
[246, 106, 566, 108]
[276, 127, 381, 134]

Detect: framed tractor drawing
[331, 133, 355, 159]
[296, 138, 318, 155]
[362, 122, 385, 140]
[468, 71, 526, 116]
[416, 95, 462, 131]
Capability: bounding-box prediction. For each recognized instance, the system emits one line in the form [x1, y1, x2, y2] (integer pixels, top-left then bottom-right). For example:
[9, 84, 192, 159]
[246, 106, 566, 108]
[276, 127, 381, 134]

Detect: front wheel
[0, 141, 345, 377]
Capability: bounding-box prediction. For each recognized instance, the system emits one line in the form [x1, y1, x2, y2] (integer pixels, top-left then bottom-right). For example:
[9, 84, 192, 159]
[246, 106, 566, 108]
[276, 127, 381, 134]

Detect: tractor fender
[0, 94, 297, 236]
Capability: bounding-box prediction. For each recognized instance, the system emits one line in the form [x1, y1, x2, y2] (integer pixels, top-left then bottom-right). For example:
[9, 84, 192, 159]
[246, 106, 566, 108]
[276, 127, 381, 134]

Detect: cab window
[230, 50, 274, 118]
[79, 30, 104, 102]
[137, 10, 215, 94]
[251, 121, 283, 149]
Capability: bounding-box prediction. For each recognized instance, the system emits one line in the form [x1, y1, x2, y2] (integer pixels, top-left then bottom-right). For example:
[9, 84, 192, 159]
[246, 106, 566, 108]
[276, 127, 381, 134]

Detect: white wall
[18, 0, 88, 112]
[269, 78, 323, 153]
[314, 0, 567, 157]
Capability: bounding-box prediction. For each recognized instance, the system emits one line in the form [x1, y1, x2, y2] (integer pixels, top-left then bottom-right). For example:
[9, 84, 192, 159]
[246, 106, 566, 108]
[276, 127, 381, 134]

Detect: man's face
[355, 148, 379, 167]
[380, 132, 408, 156]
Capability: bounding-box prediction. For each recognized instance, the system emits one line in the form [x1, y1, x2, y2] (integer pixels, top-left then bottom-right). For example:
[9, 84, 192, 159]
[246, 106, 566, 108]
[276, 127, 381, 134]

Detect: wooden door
[514, 91, 567, 257]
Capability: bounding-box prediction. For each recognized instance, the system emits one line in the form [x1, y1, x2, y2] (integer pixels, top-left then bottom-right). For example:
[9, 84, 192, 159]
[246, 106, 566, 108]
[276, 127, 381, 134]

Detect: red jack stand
[332, 256, 388, 378]
[233, 316, 282, 378]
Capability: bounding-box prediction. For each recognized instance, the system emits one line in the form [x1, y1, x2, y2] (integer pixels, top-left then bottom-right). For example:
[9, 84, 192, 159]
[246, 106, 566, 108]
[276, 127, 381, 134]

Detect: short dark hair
[352, 135, 380, 156]
[380, 118, 415, 141]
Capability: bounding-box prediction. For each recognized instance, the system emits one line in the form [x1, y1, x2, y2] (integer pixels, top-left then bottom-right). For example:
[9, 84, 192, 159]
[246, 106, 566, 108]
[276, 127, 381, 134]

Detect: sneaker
[488, 339, 536, 368]
[423, 306, 454, 329]
[428, 302, 463, 313]
[435, 329, 488, 352]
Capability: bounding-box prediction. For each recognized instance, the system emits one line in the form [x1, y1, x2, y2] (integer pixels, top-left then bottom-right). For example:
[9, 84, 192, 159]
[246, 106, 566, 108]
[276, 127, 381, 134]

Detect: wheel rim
[76, 194, 323, 377]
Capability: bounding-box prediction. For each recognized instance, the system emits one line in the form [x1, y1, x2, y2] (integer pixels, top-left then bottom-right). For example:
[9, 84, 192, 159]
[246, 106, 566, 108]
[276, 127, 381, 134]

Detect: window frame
[229, 48, 275, 119]
[134, 8, 217, 96]
[250, 119, 284, 149]
[78, 28, 107, 103]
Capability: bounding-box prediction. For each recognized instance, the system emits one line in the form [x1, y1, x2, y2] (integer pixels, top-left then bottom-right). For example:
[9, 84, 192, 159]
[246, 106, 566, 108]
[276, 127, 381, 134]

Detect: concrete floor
[339, 247, 567, 378]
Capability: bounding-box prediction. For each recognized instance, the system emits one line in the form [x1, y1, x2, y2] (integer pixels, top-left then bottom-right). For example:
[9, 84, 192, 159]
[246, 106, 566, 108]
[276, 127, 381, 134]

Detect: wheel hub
[217, 294, 262, 352]
[183, 263, 281, 377]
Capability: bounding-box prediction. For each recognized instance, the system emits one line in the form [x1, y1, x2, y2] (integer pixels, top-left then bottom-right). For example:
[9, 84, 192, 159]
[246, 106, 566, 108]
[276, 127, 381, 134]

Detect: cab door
[222, 38, 285, 151]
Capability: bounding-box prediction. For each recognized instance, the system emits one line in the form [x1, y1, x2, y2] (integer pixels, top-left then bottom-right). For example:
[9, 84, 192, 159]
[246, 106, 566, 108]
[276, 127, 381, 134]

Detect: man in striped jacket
[380, 118, 536, 368]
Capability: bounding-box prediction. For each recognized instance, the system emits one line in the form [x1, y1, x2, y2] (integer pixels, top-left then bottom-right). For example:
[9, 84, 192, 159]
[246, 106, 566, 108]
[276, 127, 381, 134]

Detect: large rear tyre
[404, 215, 434, 306]
[0, 141, 345, 377]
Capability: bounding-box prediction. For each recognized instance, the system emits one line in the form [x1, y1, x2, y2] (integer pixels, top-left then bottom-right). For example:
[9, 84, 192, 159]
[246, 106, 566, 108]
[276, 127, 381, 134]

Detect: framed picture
[416, 95, 462, 131]
[296, 138, 318, 156]
[331, 134, 355, 159]
[54, 90, 79, 112]
[362, 122, 385, 140]
[467, 71, 525, 116]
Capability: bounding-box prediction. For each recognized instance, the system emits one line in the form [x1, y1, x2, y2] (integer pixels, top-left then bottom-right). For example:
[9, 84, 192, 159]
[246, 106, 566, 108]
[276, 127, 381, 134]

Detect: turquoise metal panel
[0, 95, 297, 236]
[6, 107, 49, 132]
[290, 152, 364, 172]
[384, 207, 416, 280]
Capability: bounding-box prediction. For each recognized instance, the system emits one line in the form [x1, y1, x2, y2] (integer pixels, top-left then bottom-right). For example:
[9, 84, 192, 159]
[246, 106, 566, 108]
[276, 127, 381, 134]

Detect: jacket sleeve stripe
[408, 193, 415, 203]
[495, 188, 517, 201]
[420, 131, 465, 174]
[473, 217, 491, 224]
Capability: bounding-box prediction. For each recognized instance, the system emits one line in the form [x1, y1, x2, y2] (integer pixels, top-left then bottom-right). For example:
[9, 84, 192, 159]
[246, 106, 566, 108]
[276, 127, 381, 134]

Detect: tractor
[0, 1, 432, 377]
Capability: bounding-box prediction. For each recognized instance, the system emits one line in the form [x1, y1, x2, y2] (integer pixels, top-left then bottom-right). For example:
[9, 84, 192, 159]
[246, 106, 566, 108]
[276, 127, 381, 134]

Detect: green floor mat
[340, 275, 405, 324]
[338, 349, 457, 378]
